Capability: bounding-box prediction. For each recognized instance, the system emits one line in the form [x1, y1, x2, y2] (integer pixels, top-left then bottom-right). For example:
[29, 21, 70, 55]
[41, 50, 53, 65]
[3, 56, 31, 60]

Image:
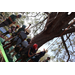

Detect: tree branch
[50, 12, 68, 32]
[30, 16, 48, 28]
[58, 12, 75, 31]
[61, 36, 70, 62]
[25, 12, 40, 17]
[62, 21, 75, 29]
[45, 12, 68, 33]
[44, 12, 57, 30]
[60, 27, 75, 36]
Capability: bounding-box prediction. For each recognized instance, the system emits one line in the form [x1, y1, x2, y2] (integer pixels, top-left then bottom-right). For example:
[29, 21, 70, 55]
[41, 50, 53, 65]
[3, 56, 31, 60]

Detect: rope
[46, 19, 75, 50]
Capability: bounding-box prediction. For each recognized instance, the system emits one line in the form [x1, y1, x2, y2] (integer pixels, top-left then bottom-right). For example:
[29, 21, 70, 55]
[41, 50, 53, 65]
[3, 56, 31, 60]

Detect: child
[28, 49, 48, 62]
[2, 25, 19, 36]
[3, 30, 30, 50]
[15, 43, 38, 62]
[9, 38, 31, 57]
[14, 24, 31, 36]
[2, 24, 31, 45]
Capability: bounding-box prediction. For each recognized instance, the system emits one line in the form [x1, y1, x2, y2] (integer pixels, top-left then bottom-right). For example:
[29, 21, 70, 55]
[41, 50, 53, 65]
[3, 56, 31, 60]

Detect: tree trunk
[28, 12, 75, 49]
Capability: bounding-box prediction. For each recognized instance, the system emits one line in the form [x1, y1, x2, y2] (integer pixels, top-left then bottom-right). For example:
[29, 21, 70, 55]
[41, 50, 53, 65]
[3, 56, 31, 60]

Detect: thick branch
[44, 12, 57, 29]
[45, 12, 68, 33]
[62, 21, 75, 29]
[58, 12, 75, 31]
[30, 16, 48, 28]
[60, 27, 75, 36]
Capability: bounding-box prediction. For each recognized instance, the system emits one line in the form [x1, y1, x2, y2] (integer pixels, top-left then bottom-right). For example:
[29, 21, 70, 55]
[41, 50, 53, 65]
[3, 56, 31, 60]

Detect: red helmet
[33, 44, 38, 49]
[16, 25, 19, 28]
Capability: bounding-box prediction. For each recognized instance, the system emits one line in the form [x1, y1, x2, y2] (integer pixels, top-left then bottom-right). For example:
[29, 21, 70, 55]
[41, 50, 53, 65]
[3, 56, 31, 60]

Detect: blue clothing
[13, 31, 27, 46]
[15, 28, 25, 35]
[19, 31, 27, 40]
[13, 36, 22, 46]
[19, 40, 29, 48]
[22, 41, 29, 48]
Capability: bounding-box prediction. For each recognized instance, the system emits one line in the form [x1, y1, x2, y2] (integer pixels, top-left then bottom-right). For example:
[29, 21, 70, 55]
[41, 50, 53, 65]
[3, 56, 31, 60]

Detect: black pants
[0, 19, 11, 27]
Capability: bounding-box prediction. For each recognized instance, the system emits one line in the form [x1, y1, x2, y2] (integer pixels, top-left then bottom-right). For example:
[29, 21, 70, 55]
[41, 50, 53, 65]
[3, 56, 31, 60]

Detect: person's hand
[29, 24, 31, 26]
[43, 49, 48, 53]
[45, 50, 48, 53]
[43, 48, 45, 51]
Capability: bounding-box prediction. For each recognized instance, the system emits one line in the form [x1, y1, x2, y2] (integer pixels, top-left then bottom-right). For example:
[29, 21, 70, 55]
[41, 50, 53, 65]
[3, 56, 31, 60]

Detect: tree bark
[27, 12, 75, 50]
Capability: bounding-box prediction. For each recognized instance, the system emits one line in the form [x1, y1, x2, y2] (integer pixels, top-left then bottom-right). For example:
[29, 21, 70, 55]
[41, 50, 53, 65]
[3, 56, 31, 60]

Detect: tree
[27, 12, 75, 62]
[1, 12, 75, 62]
[29, 12, 75, 47]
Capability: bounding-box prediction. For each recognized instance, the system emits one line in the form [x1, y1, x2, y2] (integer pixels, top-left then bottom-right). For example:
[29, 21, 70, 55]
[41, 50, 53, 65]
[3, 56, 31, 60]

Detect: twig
[61, 36, 70, 62]
[30, 16, 48, 28]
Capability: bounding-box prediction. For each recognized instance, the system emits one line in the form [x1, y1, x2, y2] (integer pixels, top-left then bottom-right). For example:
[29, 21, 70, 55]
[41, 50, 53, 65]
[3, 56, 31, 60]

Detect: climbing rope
[46, 19, 75, 50]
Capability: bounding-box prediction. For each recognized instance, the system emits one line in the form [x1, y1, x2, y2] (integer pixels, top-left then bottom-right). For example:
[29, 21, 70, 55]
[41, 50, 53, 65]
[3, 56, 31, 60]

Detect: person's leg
[27, 59, 34, 62]
[19, 47, 23, 52]
[22, 55, 29, 62]
[2, 36, 13, 45]
[3, 42, 11, 47]
[15, 57, 22, 62]
[20, 59, 23, 62]
[6, 36, 13, 41]
[0, 34, 5, 39]
[12, 52, 17, 57]
[4, 44, 12, 50]
[8, 48, 15, 54]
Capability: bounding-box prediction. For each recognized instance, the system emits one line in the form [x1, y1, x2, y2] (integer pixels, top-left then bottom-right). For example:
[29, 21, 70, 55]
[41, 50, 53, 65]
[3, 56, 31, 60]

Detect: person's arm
[17, 31, 21, 35]
[36, 49, 48, 55]
[28, 48, 31, 57]
[8, 16, 16, 24]
[28, 48, 35, 57]
[25, 24, 31, 31]
[19, 47, 23, 51]
[27, 59, 32, 62]
[14, 28, 21, 35]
